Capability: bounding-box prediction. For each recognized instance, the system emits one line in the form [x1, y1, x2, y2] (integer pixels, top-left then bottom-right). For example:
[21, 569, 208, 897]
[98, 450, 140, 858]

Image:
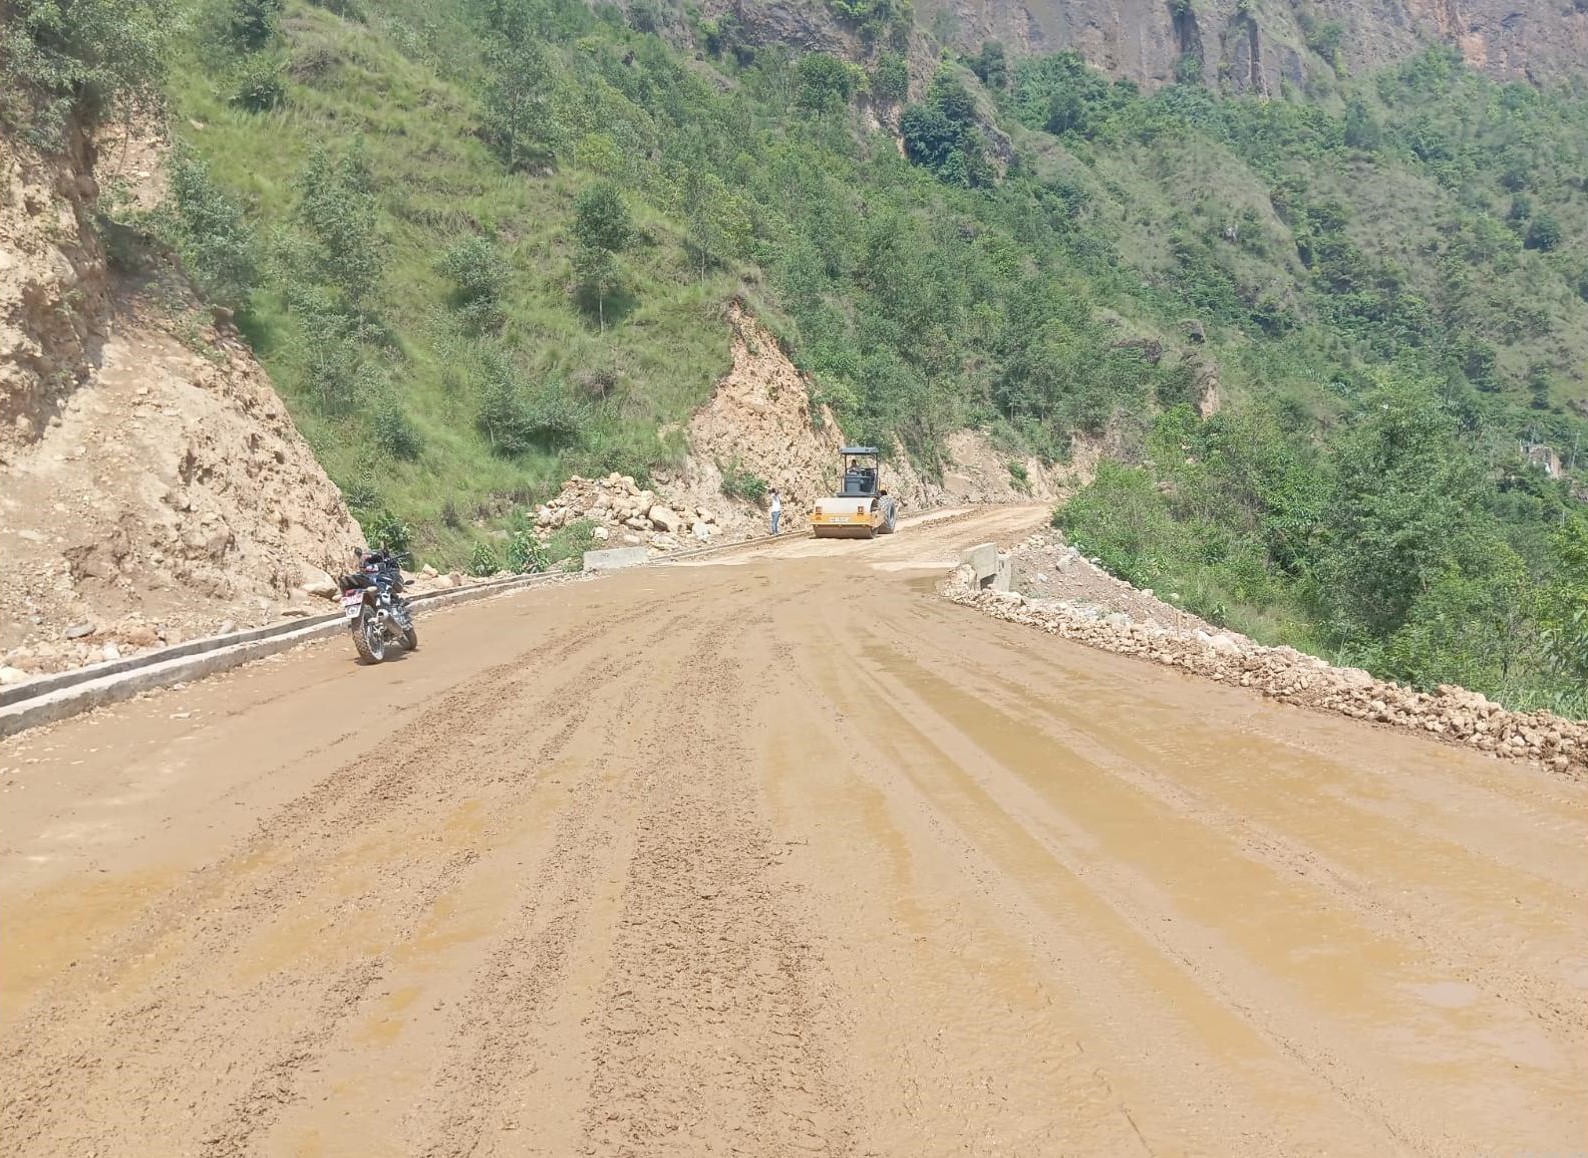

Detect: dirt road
[2, 506, 1584, 1157]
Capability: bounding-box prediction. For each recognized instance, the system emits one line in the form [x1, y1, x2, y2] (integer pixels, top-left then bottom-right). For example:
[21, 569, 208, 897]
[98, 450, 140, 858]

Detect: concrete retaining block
[960, 542, 998, 582]
[583, 546, 649, 572]
[992, 553, 1014, 593]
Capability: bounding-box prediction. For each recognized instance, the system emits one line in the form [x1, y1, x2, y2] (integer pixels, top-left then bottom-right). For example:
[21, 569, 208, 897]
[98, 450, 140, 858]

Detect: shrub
[296, 302, 366, 412]
[292, 141, 385, 314]
[437, 235, 508, 332]
[372, 394, 423, 460]
[544, 518, 598, 567]
[574, 444, 654, 487]
[719, 459, 769, 502]
[477, 370, 587, 457]
[469, 542, 500, 576]
[363, 510, 412, 557]
[505, 529, 548, 573]
[231, 53, 286, 111]
[158, 150, 260, 310]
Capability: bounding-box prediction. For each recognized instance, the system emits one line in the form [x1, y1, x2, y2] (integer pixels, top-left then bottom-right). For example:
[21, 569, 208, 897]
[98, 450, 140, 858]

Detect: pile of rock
[1, 616, 166, 684]
[943, 565, 1587, 778]
[536, 473, 730, 554]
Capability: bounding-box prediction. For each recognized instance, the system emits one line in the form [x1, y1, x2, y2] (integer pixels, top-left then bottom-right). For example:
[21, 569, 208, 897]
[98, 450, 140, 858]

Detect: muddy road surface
[3, 506, 1584, 1157]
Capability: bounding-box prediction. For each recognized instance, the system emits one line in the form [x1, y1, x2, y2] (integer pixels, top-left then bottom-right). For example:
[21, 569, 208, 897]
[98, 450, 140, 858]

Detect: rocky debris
[660, 303, 959, 537]
[943, 535, 1587, 778]
[648, 504, 682, 533]
[1009, 533, 1226, 635]
[297, 564, 339, 601]
[535, 472, 738, 557]
[936, 429, 1100, 504]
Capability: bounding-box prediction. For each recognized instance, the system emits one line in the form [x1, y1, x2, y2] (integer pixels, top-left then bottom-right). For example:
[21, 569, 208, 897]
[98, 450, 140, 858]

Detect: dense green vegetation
[9, 0, 1587, 708]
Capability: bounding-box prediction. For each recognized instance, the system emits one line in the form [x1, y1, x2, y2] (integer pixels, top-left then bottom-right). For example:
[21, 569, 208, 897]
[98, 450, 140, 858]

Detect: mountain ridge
[704, 0, 1588, 92]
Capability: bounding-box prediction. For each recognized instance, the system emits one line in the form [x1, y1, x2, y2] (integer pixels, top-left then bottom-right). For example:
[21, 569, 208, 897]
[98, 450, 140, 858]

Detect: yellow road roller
[810, 447, 898, 539]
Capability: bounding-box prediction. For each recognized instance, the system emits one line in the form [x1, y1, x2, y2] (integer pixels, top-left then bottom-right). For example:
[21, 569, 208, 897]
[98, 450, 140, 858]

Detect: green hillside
[4, 0, 1586, 710]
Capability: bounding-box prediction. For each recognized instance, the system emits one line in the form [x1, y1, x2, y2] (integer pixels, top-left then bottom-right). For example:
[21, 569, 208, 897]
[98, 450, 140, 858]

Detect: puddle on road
[354, 985, 422, 1046]
[0, 866, 180, 1026]
[859, 642, 1575, 1094]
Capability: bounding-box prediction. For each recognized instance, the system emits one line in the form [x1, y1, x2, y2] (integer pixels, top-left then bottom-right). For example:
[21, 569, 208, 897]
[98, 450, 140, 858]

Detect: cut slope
[0, 133, 362, 677]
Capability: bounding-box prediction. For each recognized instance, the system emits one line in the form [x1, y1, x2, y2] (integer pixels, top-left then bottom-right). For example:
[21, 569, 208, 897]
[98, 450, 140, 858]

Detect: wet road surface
[2, 506, 1584, 1156]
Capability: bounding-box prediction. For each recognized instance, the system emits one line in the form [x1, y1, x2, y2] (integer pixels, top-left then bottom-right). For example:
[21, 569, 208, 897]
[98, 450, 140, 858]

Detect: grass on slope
[164, 0, 741, 563]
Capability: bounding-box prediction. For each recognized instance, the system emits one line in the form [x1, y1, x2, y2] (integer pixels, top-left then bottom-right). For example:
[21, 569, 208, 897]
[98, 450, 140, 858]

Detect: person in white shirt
[769, 489, 782, 535]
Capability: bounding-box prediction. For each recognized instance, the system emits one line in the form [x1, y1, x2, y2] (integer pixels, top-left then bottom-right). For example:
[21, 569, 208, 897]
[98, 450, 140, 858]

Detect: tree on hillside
[0, 0, 173, 146]
[1343, 97, 1383, 150]
[970, 41, 1008, 89]
[1525, 212, 1562, 252]
[571, 181, 633, 329]
[483, 35, 560, 173]
[901, 71, 993, 187]
[292, 139, 386, 315]
[1537, 513, 1588, 688]
[871, 52, 908, 104]
[229, 0, 284, 53]
[1313, 374, 1499, 645]
[795, 53, 858, 114]
[678, 171, 750, 277]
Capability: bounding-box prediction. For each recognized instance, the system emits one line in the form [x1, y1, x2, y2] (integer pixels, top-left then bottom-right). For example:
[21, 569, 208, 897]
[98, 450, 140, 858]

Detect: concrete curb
[0, 501, 969, 740]
[0, 569, 572, 740]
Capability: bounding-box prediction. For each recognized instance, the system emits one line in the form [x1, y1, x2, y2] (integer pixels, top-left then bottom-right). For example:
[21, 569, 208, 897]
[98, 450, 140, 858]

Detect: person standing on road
[769, 489, 782, 536]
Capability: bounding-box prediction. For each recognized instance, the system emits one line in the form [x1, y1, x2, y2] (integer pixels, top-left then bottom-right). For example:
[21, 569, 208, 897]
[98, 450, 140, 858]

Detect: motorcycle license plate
[342, 594, 364, 619]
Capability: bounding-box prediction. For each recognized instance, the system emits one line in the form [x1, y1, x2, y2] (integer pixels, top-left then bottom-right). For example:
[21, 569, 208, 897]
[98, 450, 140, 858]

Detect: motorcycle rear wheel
[400, 623, 418, 651]
[353, 612, 386, 664]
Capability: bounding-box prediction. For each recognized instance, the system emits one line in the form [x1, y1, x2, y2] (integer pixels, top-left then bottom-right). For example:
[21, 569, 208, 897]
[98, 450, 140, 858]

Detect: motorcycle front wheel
[353, 610, 386, 664]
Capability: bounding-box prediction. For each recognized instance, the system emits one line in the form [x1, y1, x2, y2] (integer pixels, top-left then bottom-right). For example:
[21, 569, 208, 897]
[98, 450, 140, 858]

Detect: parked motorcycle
[337, 547, 418, 664]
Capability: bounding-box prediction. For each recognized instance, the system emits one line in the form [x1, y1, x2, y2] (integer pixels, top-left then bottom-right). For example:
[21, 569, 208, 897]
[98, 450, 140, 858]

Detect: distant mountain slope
[716, 0, 1588, 90]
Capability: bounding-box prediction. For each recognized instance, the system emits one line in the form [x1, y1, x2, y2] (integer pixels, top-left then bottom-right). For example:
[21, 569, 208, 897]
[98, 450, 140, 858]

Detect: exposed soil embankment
[0, 127, 363, 683]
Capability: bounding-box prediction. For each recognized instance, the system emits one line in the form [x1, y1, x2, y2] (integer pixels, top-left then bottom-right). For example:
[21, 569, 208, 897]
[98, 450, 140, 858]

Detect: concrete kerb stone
[0, 501, 968, 740]
[0, 614, 357, 710]
[582, 545, 649, 572]
[0, 569, 565, 740]
[0, 618, 349, 739]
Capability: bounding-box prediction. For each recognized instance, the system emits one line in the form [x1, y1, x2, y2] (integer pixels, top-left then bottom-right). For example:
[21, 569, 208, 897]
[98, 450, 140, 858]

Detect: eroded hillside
[0, 128, 363, 677]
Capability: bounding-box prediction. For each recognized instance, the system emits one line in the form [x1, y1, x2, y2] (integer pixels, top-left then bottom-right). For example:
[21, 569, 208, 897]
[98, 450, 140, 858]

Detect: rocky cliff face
[718, 0, 1586, 89]
[0, 127, 364, 679]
